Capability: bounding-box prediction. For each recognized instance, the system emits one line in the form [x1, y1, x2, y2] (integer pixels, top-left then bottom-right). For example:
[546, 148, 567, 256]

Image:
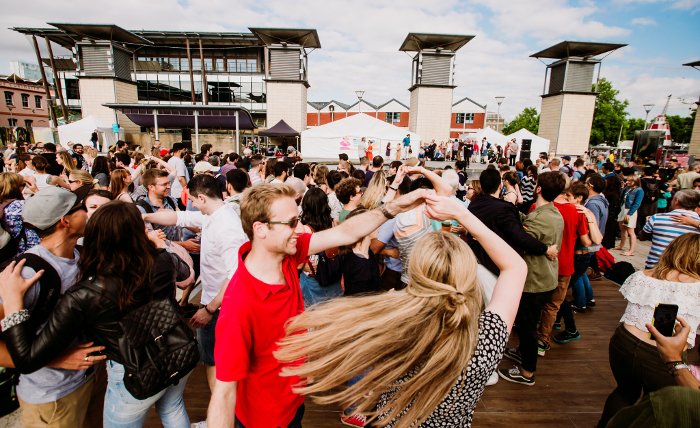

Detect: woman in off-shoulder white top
[599, 233, 700, 427]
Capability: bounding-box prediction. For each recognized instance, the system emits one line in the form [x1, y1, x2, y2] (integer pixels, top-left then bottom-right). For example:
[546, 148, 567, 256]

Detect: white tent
[506, 128, 551, 161]
[465, 127, 509, 147]
[301, 113, 421, 159]
[57, 115, 122, 151]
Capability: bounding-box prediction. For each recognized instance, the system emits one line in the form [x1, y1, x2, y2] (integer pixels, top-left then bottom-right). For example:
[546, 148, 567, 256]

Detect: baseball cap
[193, 161, 219, 174]
[562, 155, 571, 161]
[23, 185, 91, 230]
[670, 157, 678, 162]
[405, 157, 419, 167]
[160, 149, 169, 156]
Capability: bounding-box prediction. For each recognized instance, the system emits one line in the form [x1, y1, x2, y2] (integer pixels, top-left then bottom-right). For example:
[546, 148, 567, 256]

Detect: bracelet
[1, 309, 30, 332]
[202, 305, 216, 315]
[664, 360, 684, 365]
[389, 186, 398, 192]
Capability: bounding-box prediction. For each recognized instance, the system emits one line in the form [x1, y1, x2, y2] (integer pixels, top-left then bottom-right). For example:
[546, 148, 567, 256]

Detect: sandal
[621, 252, 634, 256]
[611, 247, 624, 250]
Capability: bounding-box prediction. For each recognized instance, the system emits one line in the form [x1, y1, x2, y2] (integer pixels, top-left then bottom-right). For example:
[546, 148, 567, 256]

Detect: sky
[1, 0, 698, 121]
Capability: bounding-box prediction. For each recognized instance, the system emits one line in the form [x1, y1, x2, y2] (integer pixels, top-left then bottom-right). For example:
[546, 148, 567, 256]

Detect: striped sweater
[642, 209, 700, 268]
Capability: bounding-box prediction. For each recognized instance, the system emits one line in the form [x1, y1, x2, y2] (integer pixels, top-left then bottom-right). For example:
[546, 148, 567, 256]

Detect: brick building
[0, 75, 52, 129]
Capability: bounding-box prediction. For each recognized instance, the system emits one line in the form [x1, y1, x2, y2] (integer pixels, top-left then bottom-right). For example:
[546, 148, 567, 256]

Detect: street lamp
[643, 103, 654, 130]
[329, 104, 335, 122]
[6, 104, 14, 127]
[355, 90, 365, 114]
[495, 96, 505, 133]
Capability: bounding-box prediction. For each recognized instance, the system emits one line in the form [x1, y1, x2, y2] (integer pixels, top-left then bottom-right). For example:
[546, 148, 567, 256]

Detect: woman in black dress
[602, 175, 622, 249]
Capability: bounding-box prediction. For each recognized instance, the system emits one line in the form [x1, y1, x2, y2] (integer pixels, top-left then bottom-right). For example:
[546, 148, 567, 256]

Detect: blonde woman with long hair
[275, 193, 526, 428]
[56, 150, 76, 177]
[599, 233, 700, 427]
[361, 170, 387, 210]
[67, 170, 96, 190]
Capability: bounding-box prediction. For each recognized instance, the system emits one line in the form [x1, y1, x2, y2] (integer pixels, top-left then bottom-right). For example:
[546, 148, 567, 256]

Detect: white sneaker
[192, 421, 207, 428]
[486, 370, 499, 386]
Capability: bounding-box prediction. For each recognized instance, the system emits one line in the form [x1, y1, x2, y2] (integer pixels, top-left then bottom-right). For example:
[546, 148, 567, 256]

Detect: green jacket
[522, 203, 564, 293]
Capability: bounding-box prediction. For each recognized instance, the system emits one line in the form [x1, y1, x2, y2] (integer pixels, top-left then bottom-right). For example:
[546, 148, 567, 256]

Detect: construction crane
[661, 94, 672, 116]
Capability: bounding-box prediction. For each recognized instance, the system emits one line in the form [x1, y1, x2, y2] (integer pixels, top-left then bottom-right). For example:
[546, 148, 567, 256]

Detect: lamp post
[355, 90, 365, 114]
[329, 104, 335, 122]
[6, 104, 14, 127]
[643, 103, 654, 130]
[495, 96, 505, 133]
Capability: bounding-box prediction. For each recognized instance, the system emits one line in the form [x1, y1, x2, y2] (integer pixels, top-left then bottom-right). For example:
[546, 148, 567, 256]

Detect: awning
[102, 104, 256, 129]
[258, 119, 299, 137]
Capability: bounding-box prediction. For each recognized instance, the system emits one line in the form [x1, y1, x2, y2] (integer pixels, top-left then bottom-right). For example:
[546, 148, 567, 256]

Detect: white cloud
[630, 17, 657, 25]
[616, 0, 700, 12]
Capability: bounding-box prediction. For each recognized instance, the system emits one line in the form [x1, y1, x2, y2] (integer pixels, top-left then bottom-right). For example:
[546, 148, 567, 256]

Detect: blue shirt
[136, 196, 181, 242]
[643, 209, 700, 268]
[377, 218, 401, 273]
[622, 187, 644, 216]
[402, 137, 410, 147]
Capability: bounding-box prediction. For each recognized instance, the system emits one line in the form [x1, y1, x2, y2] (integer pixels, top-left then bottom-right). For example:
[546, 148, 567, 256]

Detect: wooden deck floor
[146, 276, 700, 428]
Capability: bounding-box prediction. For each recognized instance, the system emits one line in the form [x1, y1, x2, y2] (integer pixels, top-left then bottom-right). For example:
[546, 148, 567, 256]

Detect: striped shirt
[521, 175, 536, 202]
[642, 209, 700, 268]
[249, 171, 263, 186]
[394, 205, 433, 284]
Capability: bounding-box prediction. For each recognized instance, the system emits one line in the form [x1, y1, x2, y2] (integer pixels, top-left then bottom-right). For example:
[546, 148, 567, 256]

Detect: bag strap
[17, 254, 62, 328]
[135, 198, 154, 214]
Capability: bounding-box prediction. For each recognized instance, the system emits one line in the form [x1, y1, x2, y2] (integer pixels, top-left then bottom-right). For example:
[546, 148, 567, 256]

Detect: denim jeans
[236, 404, 305, 428]
[300, 273, 343, 308]
[571, 253, 593, 308]
[197, 309, 219, 366]
[103, 361, 192, 428]
[571, 273, 594, 308]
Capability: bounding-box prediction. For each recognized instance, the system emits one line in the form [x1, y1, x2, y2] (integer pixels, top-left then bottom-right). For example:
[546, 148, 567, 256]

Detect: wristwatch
[380, 203, 396, 219]
[668, 363, 690, 375]
[389, 186, 399, 192]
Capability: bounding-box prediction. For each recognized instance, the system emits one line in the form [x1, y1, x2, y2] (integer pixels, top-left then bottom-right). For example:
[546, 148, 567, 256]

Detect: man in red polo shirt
[207, 183, 426, 428]
[537, 173, 590, 355]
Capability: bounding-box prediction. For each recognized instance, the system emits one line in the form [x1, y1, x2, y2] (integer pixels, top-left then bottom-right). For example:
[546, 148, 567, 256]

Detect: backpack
[561, 164, 574, 177]
[80, 277, 199, 400]
[604, 261, 636, 285]
[641, 178, 660, 204]
[305, 227, 343, 287]
[596, 247, 615, 272]
[135, 196, 177, 214]
[0, 202, 27, 265]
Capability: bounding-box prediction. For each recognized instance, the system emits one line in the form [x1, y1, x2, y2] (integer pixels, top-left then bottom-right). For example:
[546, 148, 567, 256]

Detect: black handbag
[82, 278, 200, 400]
[308, 247, 343, 288]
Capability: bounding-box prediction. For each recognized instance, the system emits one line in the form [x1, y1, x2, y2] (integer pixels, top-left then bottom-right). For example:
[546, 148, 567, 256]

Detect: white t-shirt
[19, 167, 35, 177]
[168, 156, 189, 199]
[357, 141, 367, 159]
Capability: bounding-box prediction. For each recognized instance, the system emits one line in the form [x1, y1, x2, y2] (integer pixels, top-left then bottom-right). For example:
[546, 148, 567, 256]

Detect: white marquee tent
[464, 127, 509, 147]
[506, 128, 551, 161]
[57, 115, 123, 150]
[301, 113, 421, 159]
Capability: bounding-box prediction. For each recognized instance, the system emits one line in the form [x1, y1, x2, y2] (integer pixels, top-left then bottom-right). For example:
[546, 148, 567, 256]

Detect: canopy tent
[302, 113, 420, 159]
[57, 115, 122, 150]
[258, 119, 300, 137]
[465, 127, 509, 147]
[505, 128, 551, 161]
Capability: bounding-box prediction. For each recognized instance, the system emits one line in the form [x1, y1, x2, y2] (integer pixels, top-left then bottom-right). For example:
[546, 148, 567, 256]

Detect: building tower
[250, 28, 321, 133]
[399, 33, 474, 144]
[683, 61, 700, 160]
[532, 41, 627, 156]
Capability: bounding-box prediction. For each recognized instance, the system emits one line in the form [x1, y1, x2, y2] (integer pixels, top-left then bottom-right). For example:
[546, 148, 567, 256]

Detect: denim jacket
[622, 187, 644, 216]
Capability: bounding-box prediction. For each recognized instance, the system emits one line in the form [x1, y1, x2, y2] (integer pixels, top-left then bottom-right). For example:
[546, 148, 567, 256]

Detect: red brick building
[1, 75, 52, 129]
[307, 96, 485, 139]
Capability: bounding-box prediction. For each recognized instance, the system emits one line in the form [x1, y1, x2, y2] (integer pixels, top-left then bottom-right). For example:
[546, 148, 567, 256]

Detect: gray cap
[287, 146, 295, 153]
[23, 186, 90, 230]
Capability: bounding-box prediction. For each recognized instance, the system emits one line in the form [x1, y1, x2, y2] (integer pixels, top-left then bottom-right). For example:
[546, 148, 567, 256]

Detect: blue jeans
[197, 309, 219, 366]
[571, 272, 594, 308]
[236, 404, 305, 428]
[300, 273, 343, 308]
[556, 253, 591, 333]
[104, 361, 192, 428]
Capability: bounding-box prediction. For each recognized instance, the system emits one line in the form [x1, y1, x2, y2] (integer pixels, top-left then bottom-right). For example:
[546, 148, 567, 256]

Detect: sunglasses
[267, 215, 301, 229]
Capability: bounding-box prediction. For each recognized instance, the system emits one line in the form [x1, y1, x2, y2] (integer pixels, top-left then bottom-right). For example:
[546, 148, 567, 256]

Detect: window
[24, 120, 33, 128]
[456, 113, 474, 124]
[385, 112, 401, 123]
[65, 79, 80, 99]
[35, 96, 42, 109]
[21, 94, 29, 108]
[8, 118, 17, 127]
[4, 91, 13, 106]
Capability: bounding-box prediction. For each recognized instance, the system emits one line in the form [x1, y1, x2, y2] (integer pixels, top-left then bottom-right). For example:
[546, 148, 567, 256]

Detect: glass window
[65, 79, 80, 99]
[204, 59, 213, 71]
[237, 59, 246, 72]
[466, 113, 474, 124]
[8, 118, 17, 126]
[385, 112, 400, 123]
[4, 91, 13, 106]
[192, 58, 201, 71]
[24, 120, 33, 128]
[227, 59, 237, 72]
[215, 59, 224, 71]
[21, 94, 29, 108]
[247, 59, 257, 73]
[34, 96, 42, 109]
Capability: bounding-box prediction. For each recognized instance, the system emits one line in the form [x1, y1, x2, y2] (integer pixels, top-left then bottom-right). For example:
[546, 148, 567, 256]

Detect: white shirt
[176, 203, 248, 305]
[271, 178, 284, 184]
[168, 156, 189, 199]
[19, 167, 34, 177]
[357, 141, 367, 159]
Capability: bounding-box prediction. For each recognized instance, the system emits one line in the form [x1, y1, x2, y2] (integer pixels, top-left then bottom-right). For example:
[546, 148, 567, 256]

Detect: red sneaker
[341, 414, 367, 427]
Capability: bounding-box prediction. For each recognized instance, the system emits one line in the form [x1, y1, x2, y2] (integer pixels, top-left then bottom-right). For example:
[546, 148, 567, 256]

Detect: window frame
[35, 95, 42, 109]
[21, 94, 29, 108]
[4, 91, 13, 106]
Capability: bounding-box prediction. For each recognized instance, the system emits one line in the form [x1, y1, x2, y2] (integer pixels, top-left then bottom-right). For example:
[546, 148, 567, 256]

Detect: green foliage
[502, 107, 540, 135]
[590, 78, 629, 146]
[665, 114, 695, 145]
[622, 118, 646, 141]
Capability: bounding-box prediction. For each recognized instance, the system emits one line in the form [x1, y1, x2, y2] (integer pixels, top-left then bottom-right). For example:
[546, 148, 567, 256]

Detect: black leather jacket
[3, 248, 190, 374]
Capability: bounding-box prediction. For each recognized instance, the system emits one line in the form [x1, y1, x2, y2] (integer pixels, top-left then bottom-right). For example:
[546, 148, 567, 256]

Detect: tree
[666, 113, 695, 145]
[502, 107, 540, 135]
[590, 78, 630, 146]
[622, 118, 645, 141]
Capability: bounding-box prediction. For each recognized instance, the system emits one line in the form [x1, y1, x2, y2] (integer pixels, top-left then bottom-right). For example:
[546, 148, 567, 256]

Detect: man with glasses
[136, 169, 181, 242]
[206, 183, 427, 428]
[0, 185, 108, 428]
[141, 174, 248, 416]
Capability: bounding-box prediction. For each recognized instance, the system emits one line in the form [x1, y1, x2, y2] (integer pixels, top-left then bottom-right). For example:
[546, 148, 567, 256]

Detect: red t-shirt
[553, 202, 589, 276]
[215, 233, 310, 428]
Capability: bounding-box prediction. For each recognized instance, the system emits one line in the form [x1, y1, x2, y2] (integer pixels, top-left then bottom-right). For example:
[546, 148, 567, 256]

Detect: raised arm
[405, 166, 452, 197]
[308, 189, 426, 256]
[142, 209, 179, 227]
[424, 193, 527, 331]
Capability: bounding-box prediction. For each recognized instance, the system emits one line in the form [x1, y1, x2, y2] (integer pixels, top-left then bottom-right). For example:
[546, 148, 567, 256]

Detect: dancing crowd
[0, 139, 698, 428]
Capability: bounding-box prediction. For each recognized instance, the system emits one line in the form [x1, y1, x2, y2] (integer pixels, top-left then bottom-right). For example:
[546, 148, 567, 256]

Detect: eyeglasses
[266, 216, 301, 229]
[68, 179, 79, 184]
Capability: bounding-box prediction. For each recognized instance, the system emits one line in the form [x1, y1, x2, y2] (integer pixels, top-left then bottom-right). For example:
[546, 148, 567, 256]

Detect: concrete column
[194, 110, 199, 153]
[153, 109, 159, 140]
[689, 101, 700, 159]
[235, 110, 239, 150]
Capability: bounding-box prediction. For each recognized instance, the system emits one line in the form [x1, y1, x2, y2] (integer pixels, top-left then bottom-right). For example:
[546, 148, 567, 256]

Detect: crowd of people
[0, 137, 698, 428]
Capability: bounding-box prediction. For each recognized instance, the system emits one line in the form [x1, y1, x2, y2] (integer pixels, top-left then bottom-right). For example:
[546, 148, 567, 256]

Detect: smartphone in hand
[649, 303, 679, 340]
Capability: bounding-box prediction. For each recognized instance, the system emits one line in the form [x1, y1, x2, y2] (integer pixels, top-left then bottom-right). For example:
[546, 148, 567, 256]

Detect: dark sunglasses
[266, 215, 301, 229]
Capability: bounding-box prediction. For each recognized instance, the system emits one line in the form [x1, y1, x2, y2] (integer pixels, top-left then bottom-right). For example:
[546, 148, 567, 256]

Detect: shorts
[197, 309, 219, 366]
[618, 207, 637, 228]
